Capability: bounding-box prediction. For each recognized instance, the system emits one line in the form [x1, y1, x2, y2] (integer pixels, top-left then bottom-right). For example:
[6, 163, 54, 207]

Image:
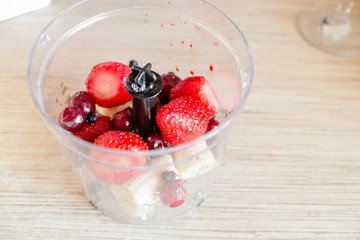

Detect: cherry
[157, 103, 164, 112]
[110, 107, 134, 132]
[159, 73, 182, 104]
[207, 118, 219, 132]
[144, 132, 169, 150]
[59, 106, 86, 132]
[160, 178, 186, 208]
[68, 91, 96, 115]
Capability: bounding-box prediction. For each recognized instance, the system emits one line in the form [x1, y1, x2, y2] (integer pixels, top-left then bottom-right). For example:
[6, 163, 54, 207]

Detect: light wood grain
[1, 0, 360, 239]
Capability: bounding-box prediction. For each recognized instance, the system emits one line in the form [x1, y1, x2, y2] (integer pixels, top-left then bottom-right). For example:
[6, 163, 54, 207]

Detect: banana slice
[111, 154, 177, 217]
[173, 141, 217, 179]
[96, 102, 132, 117]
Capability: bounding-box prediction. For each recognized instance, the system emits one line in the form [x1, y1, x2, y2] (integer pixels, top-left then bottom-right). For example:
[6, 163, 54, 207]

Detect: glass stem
[323, 0, 353, 25]
[334, 0, 353, 19]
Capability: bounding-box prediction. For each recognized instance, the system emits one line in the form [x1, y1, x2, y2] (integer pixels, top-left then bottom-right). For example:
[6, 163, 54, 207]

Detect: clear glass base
[297, 4, 360, 56]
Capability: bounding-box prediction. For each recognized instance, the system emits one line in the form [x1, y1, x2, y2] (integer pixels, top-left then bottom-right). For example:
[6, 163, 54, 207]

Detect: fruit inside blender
[41, 4, 245, 220]
[57, 58, 220, 218]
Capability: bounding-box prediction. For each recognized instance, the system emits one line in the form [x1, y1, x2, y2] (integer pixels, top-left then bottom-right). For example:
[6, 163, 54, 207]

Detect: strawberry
[94, 131, 148, 151]
[156, 96, 209, 146]
[86, 62, 132, 108]
[169, 76, 218, 119]
[88, 131, 148, 184]
[73, 115, 111, 142]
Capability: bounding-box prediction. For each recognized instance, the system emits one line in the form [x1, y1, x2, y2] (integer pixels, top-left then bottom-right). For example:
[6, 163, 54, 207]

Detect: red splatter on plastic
[170, 23, 175, 26]
[194, 25, 200, 31]
[176, 66, 179, 71]
[209, 64, 214, 71]
[161, 24, 164, 28]
[190, 70, 195, 75]
[145, 14, 148, 17]
[181, 41, 184, 44]
[60, 103, 62, 107]
[168, 1, 171, 4]
[214, 41, 218, 46]
[178, 14, 181, 19]
[184, 21, 187, 24]
[190, 43, 193, 48]
[170, 43, 173, 46]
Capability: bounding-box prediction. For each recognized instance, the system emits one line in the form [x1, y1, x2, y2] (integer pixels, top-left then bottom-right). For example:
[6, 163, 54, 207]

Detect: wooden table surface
[1, 0, 360, 239]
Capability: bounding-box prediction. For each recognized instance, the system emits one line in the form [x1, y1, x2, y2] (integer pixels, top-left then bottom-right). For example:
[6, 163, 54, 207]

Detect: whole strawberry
[170, 76, 218, 119]
[86, 62, 132, 108]
[156, 96, 209, 146]
[88, 131, 148, 184]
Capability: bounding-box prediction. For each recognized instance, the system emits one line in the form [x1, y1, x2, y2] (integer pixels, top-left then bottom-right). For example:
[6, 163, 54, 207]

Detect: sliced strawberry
[88, 131, 148, 184]
[86, 62, 132, 108]
[169, 76, 218, 119]
[73, 115, 111, 142]
[156, 96, 209, 146]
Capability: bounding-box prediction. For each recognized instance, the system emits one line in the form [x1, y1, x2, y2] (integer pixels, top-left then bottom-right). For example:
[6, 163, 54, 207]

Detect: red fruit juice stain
[170, 43, 173, 46]
[170, 23, 175, 26]
[190, 43, 193, 48]
[181, 41, 184, 44]
[168, 1, 171, 4]
[176, 66, 179, 71]
[184, 21, 187, 24]
[161, 24, 164, 28]
[194, 25, 200, 31]
[190, 70, 195, 75]
[145, 14, 148, 17]
[209, 64, 214, 71]
[178, 14, 181, 19]
[60, 103, 62, 107]
[214, 41, 218, 46]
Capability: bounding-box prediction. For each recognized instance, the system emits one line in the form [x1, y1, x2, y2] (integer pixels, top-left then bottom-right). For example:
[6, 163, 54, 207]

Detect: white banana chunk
[173, 141, 217, 179]
[96, 102, 132, 117]
[111, 154, 177, 217]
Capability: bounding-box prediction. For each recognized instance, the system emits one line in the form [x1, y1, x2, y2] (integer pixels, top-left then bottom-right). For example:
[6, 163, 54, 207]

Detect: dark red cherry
[68, 91, 96, 115]
[207, 118, 219, 132]
[144, 132, 169, 150]
[110, 107, 134, 132]
[159, 73, 182, 104]
[59, 106, 86, 132]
